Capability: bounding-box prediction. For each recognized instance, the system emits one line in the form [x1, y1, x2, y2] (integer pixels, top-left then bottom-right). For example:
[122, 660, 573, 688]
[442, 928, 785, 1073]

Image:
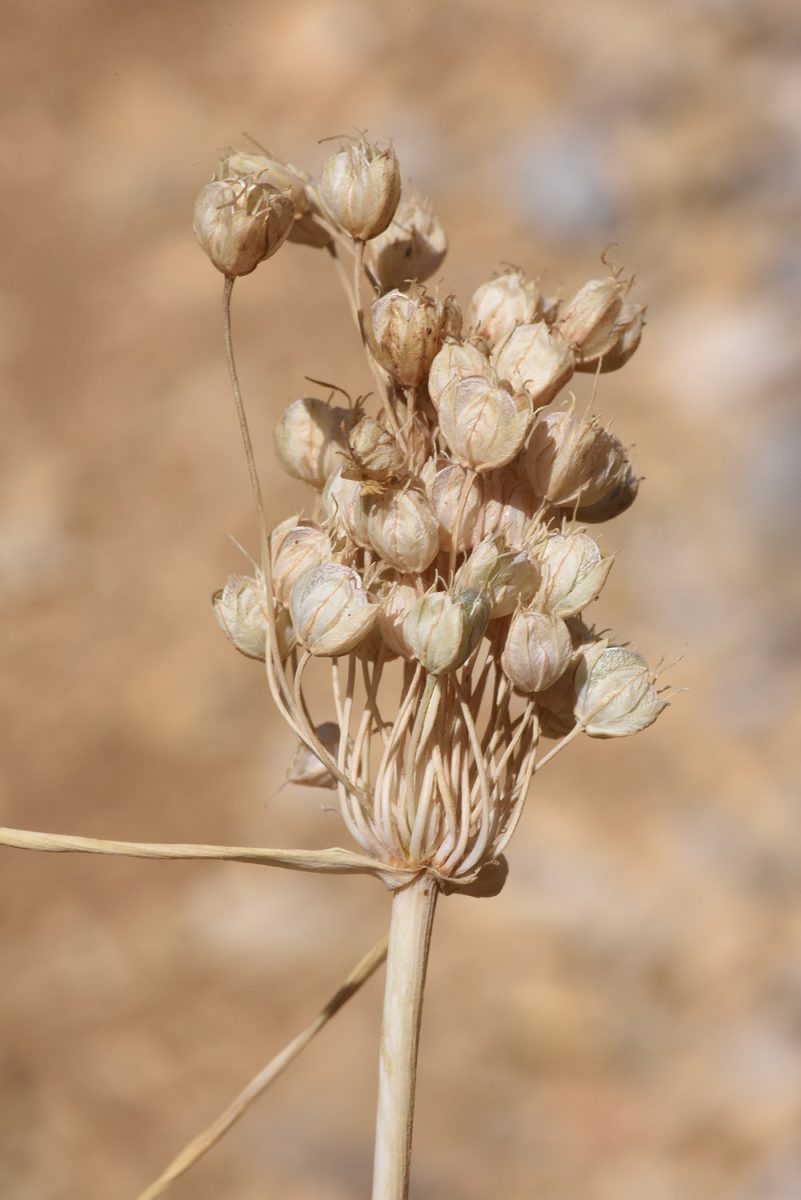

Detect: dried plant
[0, 133, 670, 1199]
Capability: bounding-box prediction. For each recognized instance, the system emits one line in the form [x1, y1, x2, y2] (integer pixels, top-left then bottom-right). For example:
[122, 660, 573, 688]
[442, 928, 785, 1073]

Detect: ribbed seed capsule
[539, 530, 613, 618]
[271, 519, 332, 606]
[466, 271, 541, 349]
[367, 485, 439, 572]
[575, 463, 639, 522]
[574, 643, 667, 737]
[193, 179, 295, 277]
[274, 396, 351, 490]
[438, 375, 534, 472]
[556, 277, 624, 359]
[318, 138, 401, 241]
[287, 722, 341, 789]
[321, 465, 372, 548]
[404, 589, 490, 676]
[492, 321, 575, 407]
[368, 194, 447, 291]
[501, 608, 573, 693]
[371, 287, 456, 388]
[426, 461, 500, 552]
[343, 416, 404, 484]
[212, 575, 268, 660]
[455, 536, 539, 618]
[483, 477, 539, 548]
[376, 575, 423, 659]
[289, 563, 378, 657]
[575, 301, 645, 374]
[523, 409, 628, 508]
[428, 340, 492, 409]
[218, 148, 311, 213]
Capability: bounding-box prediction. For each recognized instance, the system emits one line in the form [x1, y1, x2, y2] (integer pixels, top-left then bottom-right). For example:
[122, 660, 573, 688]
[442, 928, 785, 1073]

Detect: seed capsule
[466, 271, 541, 349]
[371, 287, 455, 388]
[287, 722, 342, 789]
[289, 563, 378, 657]
[428, 340, 492, 409]
[218, 148, 311, 213]
[455, 536, 539, 618]
[271, 519, 333, 606]
[483, 477, 539, 548]
[575, 463, 639, 522]
[556, 277, 624, 359]
[212, 575, 268, 660]
[427, 461, 499, 552]
[368, 193, 447, 291]
[523, 409, 628, 508]
[574, 643, 667, 737]
[501, 608, 573, 693]
[539, 530, 613, 618]
[274, 396, 351, 490]
[492, 321, 575, 407]
[438, 375, 534, 472]
[343, 415, 404, 484]
[575, 301, 646, 374]
[376, 575, 423, 659]
[318, 138, 401, 241]
[321, 465, 372, 548]
[536, 669, 578, 739]
[367, 485, 439, 572]
[404, 589, 490, 676]
[193, 179, 295, 277]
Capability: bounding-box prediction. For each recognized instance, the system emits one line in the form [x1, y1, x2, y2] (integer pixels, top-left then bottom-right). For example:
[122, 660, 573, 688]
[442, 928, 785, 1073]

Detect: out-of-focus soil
[1, 2, 800, 1197]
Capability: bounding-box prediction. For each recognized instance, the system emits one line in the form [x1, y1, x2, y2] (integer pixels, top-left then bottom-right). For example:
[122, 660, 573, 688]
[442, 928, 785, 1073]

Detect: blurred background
[2, 0, 801, 1196]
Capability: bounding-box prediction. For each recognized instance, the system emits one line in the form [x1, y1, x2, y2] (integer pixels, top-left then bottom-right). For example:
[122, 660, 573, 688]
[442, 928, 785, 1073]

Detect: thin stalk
[372, 873, 438, 1200]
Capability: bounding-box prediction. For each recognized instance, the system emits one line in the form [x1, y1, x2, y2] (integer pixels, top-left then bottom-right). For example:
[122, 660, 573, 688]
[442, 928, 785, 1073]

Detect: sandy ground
[2, 1, 801, 1197]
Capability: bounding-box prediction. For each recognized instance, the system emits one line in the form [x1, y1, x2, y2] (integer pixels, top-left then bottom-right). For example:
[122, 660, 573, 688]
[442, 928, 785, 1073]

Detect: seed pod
[428, 340, 492, 409]
[438, 375, 534, 472]
[193, 179, 295, 277]
[501, 608, 573, 693]
[539, 530, 613, 618]
[212, 574, 268, 660]
[492, 321, 575, 407]
[536, 669, 578, 739]
[575, 301, 646, 374]
[556, 277, 624, 359]
[321, 465, 372, 548]
[376, 575, 423, 659]
[367, 485, 439, 572]
[455, 536, 539, 618]
[466, 271, 541, 349]
[370, 287, 454, 388]
[271, 518, 333, 606]
[404, 589, 490, 676]
[274, 396, 351, 490]
[289, 563, 378, 657]
[287, 722, 342, 789]
[523, 409, 628, 508]
[427, 462, 500, 552]
[318, 138, 401, 241]
[575, 463, 639, 522]
[483, 477, 539, 548]
[368, 193, 447, 291]
[574, 643, 667, 737]
[218, 148, 311, 213]
[343, 415, 404, 484]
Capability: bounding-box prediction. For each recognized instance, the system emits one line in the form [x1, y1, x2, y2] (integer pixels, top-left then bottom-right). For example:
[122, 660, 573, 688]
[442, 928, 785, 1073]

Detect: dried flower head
[193, 178, 295, 276]
[319, 137, 401, 241]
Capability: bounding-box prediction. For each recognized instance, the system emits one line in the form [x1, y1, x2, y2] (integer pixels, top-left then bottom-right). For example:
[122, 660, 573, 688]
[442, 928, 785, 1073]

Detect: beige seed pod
[219, 148, 311, 213]
[523, 409, 628, 509]
[318, 138, 401, 241]
[483, 476, 539, 548]
[212, 574, 268, 660]
[342, 415, 405, 484]
[370, 287, 456, 388]
[575, 463, 639, 522]
[575, 301, 646, 374]
[438, 375, 534, 472]
[536, 669, 578, 739]
[539, 530, 613, 618]
[455, 536, 540, 618]
[501, 608, 573, 693]
[427, 462, 499, 552]
[403, 589, 490, 676]
[274, 396, 351, 490]
[321, 465, 372, 548]
[193, 179, 295, 277]
[287, 722, 342, 789]
[289, 563, 378, 657]
[428, 340, 493, 409]
[574, 643, 667, 737]
[491, 321, 575, 407]
[368, 193, 447, 291]
[466, 271, 541, 349]
[555, 277, 625, 359]
[271, 518, 333, 606]
[376, 575, 423, 659]
[367, 484, 439, 572]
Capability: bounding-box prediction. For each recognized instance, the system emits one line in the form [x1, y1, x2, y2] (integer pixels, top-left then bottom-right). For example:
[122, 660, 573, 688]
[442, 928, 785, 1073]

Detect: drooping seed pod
[428, 340, 492, 409]
[539, 530, 613, 618]
[574, 463, 640, 522]
[466, 271, 541, 350]
[523, 409, 628, 509]
[404, 589, 490, 676]
[368, 193, 447, 291]
[427, 461, 500, 552]
[289, 563, 378, 657]
[376, 575, 423, 659]
[321, 465, 372, 548]
[555, 277, 625, 359]
[274, 396, 351, 490]
[501, 608, 573, 693]
[455, 536, 539, 618]
[574, 643, 667, 737]
[370, 287, 456, 388]
[218, 148, 311, 213]
[271, 518, 333, 606]
[318, 138, 401, 241]
[193, 179, 295, 277]
[342, 415, 405, 485]
[287, 722, 342, 789]
[574, 300, 646, 373]
[492, 321, 575, 407]
[367, 484, 439, 572]
[212, 574, 268, 660]
[438, 375, 534, 472]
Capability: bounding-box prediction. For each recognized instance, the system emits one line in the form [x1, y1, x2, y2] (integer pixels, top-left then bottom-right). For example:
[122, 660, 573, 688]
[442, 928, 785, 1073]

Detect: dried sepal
[193, 179, 295, 277]
[574, 643, 667, 737]
[342, 415, 405, 485]
[271, 518, 333, 606]
[428, 340, 492, 409]
[371, 287, 457, 388]
[555, 277, 625, 359]
[376, 575, 423, 659]
[574, 300, 646, 374]
[455, 536, 539, 618]
[322, 465, 372, 548]
[523, 408, 629, 509]
[426, 462, 500, 552]
[289, 563, 378, 657]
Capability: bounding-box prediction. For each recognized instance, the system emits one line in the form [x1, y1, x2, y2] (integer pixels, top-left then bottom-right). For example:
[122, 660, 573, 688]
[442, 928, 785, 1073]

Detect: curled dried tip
[219, 147, 311, 213]
[368, 193, 447, 291]
[318, 137, 401, 241]
[574, 643, 668, 737]
[193, 179, 295, 276]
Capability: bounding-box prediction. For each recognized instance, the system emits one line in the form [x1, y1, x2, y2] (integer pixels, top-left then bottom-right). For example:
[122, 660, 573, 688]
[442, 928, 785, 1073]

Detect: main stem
[372, 874, 439, 1200]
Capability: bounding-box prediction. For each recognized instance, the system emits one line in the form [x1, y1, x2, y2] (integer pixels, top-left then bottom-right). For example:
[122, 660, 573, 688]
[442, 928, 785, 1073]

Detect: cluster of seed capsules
[195, 137, 667, 889]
